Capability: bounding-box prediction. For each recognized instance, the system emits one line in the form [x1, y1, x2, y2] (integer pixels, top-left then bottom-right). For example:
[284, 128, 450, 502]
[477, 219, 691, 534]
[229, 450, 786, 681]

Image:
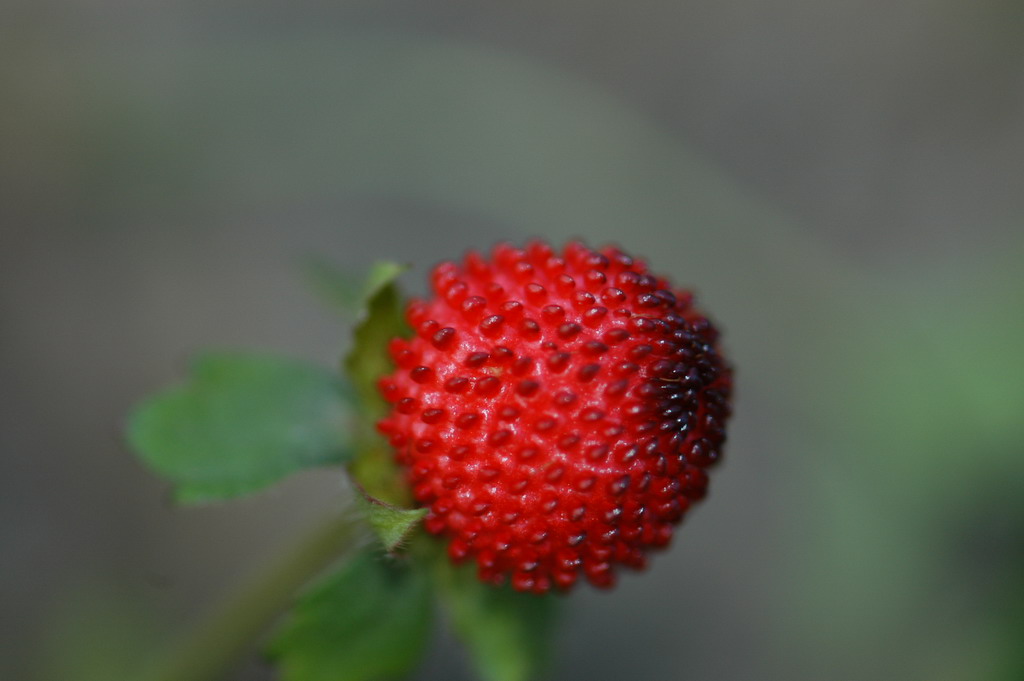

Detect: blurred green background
[2, 1, 1023, 680]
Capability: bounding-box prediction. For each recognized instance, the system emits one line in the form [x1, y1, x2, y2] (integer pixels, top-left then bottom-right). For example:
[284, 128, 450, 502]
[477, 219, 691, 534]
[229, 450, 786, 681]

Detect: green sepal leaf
[343, 260, 409, 412]
[435, 559, 560, 681]
[269, 548, 433, 681]
[342, 261, 412, 505]
[127, 352, 353, 503]
[355, 488, 427, 553]
[305, 260, 409, 318]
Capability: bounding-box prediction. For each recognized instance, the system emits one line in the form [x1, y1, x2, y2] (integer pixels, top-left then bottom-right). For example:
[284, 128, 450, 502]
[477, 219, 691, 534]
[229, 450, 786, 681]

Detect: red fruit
[377, 241, 732, 593]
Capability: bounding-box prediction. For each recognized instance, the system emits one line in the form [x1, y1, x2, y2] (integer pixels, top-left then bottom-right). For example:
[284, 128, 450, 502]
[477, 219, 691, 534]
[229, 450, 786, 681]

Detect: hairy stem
[146, 512, 362, 681]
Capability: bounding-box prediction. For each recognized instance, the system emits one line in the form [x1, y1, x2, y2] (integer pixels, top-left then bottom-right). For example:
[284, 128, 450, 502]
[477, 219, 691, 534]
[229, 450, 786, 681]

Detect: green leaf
[343, 261, 409, 413]
[305, 260, 409, 318]
[355, 489, 427, 552]
[436, 560, 560, 681]
[342, 261, 412, 505]
[127, 352, 353, 503]
[358, 261, 409, 309]
[269, 548, 433, 681]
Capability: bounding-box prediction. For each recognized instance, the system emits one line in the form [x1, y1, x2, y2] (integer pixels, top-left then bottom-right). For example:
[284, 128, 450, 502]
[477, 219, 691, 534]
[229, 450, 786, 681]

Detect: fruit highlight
[377, 241, 732, 593]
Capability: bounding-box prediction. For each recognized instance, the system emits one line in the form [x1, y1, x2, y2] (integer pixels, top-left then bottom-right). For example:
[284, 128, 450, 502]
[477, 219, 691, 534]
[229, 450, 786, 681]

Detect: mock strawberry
[377, 241, 732, 593]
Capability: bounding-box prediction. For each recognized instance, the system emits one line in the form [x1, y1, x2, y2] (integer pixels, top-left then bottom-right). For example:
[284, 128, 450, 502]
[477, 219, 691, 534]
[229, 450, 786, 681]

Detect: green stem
[147, 512, 362, 681]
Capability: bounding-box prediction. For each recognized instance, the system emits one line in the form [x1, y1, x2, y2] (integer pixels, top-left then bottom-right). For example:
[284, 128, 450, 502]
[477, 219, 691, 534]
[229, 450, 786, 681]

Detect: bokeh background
[3, 2, 1023, 680]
